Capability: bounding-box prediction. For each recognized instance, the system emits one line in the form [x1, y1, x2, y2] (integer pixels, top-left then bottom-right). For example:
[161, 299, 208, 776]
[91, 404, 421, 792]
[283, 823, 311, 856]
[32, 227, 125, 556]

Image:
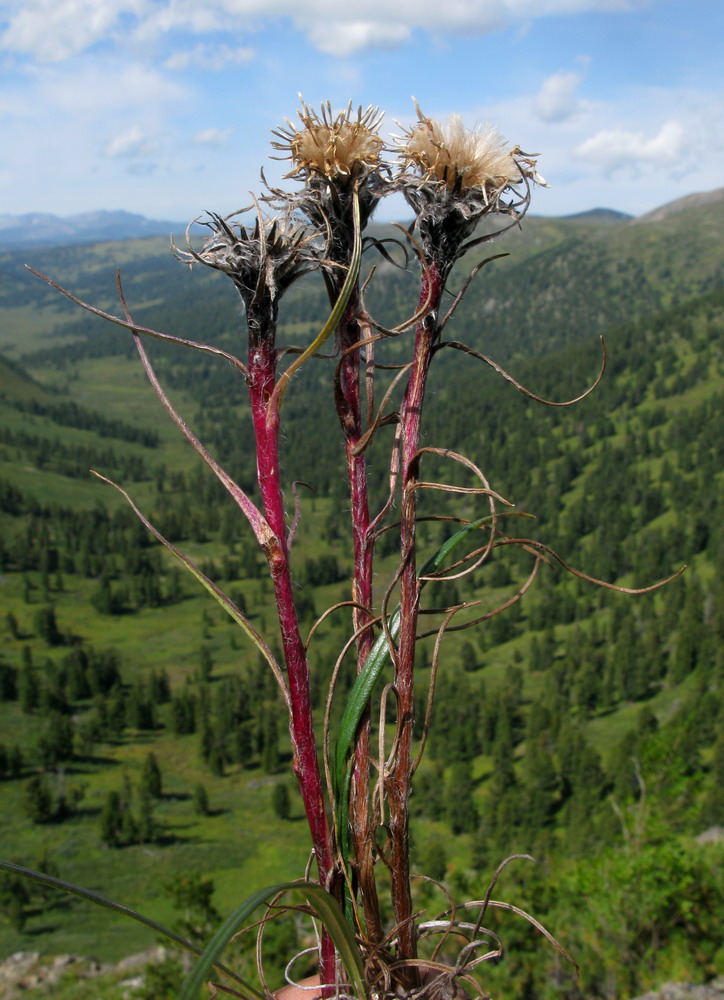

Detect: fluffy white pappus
[396, 102, 545, 195]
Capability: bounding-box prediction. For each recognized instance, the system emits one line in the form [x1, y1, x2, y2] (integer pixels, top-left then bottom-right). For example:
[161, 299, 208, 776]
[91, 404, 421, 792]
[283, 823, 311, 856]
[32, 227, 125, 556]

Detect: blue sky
[0, 0, 722, 222]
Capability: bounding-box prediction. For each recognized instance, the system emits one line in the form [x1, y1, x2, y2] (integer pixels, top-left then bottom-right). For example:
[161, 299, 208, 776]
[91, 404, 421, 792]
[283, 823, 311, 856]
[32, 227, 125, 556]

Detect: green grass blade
[333, 515, 492, 797]
[330, 516, 498, 900]
[333, 605, 401, 798]
[268, 188, 362, 420]
[0, 859, 247, 989]
[297, 883, 368, 999]
[179, 881, 368, 1000]
[416, 516, 491, 578]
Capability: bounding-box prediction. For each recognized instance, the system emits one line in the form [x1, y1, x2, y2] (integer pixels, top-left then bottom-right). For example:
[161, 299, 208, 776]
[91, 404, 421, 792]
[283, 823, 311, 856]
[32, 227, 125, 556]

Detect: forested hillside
[0, 195, 722, 1000]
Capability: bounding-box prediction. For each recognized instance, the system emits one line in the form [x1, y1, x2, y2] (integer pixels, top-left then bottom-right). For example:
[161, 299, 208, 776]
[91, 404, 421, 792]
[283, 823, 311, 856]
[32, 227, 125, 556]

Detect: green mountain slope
[0, 198, 722, 998]
[3, 195, 722, 369]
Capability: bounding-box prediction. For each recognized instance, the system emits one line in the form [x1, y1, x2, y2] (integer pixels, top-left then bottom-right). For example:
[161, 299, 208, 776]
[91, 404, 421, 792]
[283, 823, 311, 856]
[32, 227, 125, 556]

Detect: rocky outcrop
[1, 952, 722, 1000]
[0, 946, 168, 998]
[632, 980, 724, 1000]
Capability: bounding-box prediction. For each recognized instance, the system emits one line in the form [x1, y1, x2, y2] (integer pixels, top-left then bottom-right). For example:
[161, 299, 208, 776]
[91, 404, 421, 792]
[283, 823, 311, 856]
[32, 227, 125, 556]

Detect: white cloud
[575, 120, 686, 174]
[163, 43, 254, 71]
[193, 126, 233, 146]
[104, 124, 158, 158]
[303, 20, 411, 57]
[534, 71, 584, 123]
[0, 0, 146, 62]
[0, 0, 650, 61]
[131, 0, 224, 42]
[283, 0, 647, 46]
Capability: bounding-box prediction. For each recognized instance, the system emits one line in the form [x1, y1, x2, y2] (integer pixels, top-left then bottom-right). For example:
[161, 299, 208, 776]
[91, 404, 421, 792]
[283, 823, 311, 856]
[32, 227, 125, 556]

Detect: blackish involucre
[175, 208, 320, 314]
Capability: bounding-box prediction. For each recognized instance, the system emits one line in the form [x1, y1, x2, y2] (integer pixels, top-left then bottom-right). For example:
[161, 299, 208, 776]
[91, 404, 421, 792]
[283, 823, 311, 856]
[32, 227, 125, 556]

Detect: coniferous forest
[0, 193, 722, 1000]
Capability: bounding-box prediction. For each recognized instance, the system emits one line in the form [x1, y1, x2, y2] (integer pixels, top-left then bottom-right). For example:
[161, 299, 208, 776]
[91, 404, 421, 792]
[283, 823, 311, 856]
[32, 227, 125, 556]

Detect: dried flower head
[396, 100, 544, 195]
[272, 99, 384, 181]
[394, 101, 544, 269]
[270, 100, 389, 277]
[175, 207, 320, 337]
[399, 112, 520, 194]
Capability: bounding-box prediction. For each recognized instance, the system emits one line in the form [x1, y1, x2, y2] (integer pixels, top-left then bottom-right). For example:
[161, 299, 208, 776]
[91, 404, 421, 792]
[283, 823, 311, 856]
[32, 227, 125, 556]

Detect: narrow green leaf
[333, 515, 492, 798]
[416, 515, 492, 579]
[179, 881, 368, 1000]
[297, 883, 368, 1000]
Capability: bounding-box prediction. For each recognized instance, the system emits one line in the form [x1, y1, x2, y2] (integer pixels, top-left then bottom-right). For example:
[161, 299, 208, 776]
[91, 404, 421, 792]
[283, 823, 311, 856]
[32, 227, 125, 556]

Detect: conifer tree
[37, 712, 74, 767]
[272, 782, 291, 820]
[0, 873, 29, 932]
[4, 611, 19, 640]
[0, 662, 17, 701]
[445, 761, 478, 835]
[21, 774, 54, 824]
[192, 783, 210, 816]
[138, 792, 157, 843]
[141, 752, 163, 799]
[121, 804, 139, 845]
[34, 604, 63, 646]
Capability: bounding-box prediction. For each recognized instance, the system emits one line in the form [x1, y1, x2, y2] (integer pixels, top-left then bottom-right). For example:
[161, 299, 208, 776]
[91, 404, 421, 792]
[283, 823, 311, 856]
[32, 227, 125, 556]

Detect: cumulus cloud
[575, 120, 686, 174]
[0, 0, 145, 62]
[104, 124, 158, 158]
[193, 126, 233, 146]
[303, 20, 411, 57]
[130, 0, 222, 40]
[0, 0, 649, 60]
[534, 71, 585, 123]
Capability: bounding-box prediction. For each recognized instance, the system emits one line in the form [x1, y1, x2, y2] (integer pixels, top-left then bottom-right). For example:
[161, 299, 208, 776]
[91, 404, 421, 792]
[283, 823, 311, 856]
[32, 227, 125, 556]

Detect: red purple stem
[387, 259, 443, 969]
[335, 300, 382, 942]
[246, 331, 336, 986]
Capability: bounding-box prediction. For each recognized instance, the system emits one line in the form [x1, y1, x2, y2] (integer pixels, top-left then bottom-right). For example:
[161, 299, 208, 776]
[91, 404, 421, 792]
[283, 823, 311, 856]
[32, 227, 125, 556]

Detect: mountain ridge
[0, 210, 184, 250]
[1, 187, 721, 250]
[634, 187, 724, 224]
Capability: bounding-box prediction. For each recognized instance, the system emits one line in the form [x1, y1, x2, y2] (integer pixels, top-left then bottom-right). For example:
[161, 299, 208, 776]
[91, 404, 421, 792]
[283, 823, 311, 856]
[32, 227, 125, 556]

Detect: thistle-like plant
[5, 99, 682, 1000]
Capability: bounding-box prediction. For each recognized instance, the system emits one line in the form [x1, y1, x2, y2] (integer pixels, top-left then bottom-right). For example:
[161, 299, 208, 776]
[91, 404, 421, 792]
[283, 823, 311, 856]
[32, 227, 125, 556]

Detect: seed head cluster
[396, 107, 522, 194]
[272, 99, 385, 180]
[183, 99, 544, 305]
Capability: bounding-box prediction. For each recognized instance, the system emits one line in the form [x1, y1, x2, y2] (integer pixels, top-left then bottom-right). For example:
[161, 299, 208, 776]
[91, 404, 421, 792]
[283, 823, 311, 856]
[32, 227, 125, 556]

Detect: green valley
[0, 193, 722, 1000]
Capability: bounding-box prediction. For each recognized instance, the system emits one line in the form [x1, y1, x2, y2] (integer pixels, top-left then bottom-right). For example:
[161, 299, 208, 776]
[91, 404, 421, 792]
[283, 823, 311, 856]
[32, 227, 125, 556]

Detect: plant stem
[387, 260, 443, 971]
[246, 314, 336, 985]
[335, 297, 383, 943]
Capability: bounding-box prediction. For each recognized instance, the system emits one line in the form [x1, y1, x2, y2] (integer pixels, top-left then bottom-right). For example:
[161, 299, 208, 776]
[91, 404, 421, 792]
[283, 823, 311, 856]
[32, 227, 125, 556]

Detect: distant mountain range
[0, 188, 722, 250]
[560, 207, 632, 222]
[0, 209, 184, 249]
